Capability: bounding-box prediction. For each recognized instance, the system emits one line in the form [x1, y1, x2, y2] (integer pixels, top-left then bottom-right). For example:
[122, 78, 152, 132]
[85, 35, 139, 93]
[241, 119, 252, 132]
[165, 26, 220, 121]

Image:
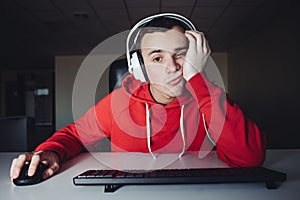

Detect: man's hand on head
[183, 30, 211, 81]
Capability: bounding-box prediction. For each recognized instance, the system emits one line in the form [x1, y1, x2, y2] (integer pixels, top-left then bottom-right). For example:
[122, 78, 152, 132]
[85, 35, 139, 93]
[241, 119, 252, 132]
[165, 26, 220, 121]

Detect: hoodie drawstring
[178, 105, 186, 158]
[202, 114, 216, 147]
[145, 103, 156, 159]
[145, 103, 186, 159]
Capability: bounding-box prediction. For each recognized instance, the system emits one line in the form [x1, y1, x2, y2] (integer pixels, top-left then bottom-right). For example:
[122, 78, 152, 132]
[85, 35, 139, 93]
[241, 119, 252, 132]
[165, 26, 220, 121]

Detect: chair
[109, 58, 129, 93]
[94, 58, 128, 152]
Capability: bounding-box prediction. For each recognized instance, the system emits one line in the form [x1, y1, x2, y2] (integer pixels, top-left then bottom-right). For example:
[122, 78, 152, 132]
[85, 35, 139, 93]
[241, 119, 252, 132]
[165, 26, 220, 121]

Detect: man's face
[140, 26, 188, 104]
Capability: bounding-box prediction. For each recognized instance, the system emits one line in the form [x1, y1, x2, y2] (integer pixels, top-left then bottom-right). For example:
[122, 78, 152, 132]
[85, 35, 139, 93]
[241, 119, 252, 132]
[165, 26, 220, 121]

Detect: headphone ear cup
[136, 52, 149, 81]
[130, 52, 148, 82]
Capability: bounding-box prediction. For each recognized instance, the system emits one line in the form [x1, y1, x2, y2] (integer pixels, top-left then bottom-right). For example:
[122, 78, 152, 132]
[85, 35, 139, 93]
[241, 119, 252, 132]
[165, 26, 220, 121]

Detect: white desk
[1, 150, 299, 200]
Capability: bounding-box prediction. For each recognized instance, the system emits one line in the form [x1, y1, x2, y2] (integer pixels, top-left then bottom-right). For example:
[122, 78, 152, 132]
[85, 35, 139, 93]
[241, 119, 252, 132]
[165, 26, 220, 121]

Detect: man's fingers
[201, 33, 210, 55]
[206, 37, 211, 54]
[196, 32, 204, 51]
[43, 163, 59, 180]
[11, 154, 29, 179]
[28, 154, 42, 176]
[185, 30, 210, 54]
[185, 32, 196, 52]
[10, 158, 18, 180]
[186, 30, 202, 50]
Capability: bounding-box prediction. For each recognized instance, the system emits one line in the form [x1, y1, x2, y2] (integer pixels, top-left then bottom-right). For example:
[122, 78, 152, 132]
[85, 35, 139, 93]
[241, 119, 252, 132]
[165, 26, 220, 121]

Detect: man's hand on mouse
[10, 150, 60, 181]
[183, 30, 210, 81]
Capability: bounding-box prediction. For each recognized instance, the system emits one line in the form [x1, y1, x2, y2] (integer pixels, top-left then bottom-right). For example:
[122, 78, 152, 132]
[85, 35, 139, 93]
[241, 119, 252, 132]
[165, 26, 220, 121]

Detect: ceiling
[0, 0, 297, 69]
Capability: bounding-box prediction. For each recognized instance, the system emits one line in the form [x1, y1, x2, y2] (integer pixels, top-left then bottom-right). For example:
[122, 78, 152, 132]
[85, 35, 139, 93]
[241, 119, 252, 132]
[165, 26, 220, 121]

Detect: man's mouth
[167, 76, 182, 86]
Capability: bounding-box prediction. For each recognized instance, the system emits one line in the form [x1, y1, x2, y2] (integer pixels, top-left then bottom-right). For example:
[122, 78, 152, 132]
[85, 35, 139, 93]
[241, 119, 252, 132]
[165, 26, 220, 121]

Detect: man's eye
[153, 57, 162, 62]
[176, 52, 186, 58]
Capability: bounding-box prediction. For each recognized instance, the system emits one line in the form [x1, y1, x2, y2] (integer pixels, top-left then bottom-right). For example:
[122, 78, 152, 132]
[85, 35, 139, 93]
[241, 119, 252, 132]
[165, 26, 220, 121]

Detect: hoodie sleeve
[186, 72, 266, 167]
[34, 94, 113, 162]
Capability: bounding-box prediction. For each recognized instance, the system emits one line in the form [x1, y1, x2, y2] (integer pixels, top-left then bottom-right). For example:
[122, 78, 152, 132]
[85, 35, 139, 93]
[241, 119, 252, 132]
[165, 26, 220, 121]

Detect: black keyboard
[73, 167, 286, 192]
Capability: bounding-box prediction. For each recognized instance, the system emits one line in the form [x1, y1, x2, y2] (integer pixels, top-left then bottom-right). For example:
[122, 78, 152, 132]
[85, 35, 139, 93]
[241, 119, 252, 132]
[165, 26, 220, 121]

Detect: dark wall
[228, 6, 300, 148]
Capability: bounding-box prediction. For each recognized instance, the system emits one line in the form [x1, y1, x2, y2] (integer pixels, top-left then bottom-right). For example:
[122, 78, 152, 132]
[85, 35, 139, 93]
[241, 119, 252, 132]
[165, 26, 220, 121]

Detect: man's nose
[165, 57, 181, 73]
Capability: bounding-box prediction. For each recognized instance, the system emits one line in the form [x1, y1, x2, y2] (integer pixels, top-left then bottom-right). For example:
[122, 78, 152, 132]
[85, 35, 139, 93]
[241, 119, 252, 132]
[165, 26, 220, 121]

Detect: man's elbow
[218, 149, 266, 167]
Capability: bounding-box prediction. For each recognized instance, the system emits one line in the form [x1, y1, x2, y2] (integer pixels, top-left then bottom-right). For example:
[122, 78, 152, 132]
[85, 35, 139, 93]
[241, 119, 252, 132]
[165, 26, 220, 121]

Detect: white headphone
[126, 13, 196, 82]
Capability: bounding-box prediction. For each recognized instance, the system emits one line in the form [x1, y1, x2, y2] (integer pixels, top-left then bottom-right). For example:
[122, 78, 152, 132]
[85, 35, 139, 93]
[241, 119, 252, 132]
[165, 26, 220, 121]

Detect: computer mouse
[13, 162, 48, 186]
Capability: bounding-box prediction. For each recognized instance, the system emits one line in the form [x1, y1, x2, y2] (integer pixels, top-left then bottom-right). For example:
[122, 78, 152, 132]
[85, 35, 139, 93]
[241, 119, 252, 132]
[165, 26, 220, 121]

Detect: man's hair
[134, 17, 191, 50]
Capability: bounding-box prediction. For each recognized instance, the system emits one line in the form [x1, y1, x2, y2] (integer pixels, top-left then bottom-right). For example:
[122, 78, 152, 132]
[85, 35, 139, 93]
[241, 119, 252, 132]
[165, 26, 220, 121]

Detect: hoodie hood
[121, 74, 194, 108]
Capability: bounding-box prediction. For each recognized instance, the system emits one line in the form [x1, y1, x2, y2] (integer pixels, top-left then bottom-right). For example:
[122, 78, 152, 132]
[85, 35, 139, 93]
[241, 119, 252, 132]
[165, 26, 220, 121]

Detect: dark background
[0, 0, 299, 151]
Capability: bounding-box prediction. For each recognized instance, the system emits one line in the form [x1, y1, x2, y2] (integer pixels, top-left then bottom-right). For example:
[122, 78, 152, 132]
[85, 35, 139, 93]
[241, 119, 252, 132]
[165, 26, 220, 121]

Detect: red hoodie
[35, 72, 266, 167]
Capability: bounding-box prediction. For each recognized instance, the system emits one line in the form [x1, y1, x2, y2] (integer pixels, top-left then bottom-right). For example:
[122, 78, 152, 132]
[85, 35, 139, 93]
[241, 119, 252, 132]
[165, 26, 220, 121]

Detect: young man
[10, 13, 266, 181]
